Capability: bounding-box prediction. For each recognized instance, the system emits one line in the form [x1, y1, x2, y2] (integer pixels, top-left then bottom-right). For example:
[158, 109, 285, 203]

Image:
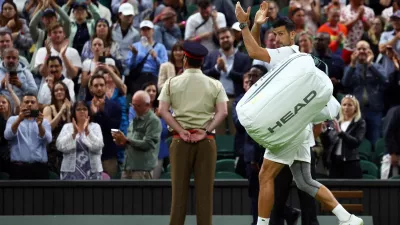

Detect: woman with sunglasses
[322, 95, 366, 179]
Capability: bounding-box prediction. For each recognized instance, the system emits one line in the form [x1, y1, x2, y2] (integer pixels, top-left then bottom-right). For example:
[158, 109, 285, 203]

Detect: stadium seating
[215, 172, 243, 179]
[360, 160, 379, 178]
[359, 139, 372, 160]
[215, 159, 236, 172]
[216, 135, 235, 158]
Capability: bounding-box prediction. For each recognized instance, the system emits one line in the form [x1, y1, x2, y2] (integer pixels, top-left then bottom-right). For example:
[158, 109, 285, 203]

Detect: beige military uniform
[158, 68, 228, 225]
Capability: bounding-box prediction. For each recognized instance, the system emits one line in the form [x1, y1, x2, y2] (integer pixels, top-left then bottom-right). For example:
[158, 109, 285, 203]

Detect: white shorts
[264, 125, 313, 166]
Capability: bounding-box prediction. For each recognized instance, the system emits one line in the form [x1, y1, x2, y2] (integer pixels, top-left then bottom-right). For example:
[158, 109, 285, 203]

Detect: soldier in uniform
[158, 41, 229, 225]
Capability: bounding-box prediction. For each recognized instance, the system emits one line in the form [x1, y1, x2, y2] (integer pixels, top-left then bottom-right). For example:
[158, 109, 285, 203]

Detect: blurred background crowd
[0, 0, 398, 182]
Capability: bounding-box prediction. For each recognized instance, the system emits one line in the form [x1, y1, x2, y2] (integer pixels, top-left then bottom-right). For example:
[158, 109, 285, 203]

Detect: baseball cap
[119, 3, 135, 16]
[43, 8, 56, 17]
[391, 10, 400, 20]
[72, 2, 87, 9]
[232, 22, 241, 31]
[140, 20, 154, 29]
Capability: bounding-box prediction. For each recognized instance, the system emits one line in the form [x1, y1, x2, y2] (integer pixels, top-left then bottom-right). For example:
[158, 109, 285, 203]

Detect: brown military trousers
[169, 136, 217, 225]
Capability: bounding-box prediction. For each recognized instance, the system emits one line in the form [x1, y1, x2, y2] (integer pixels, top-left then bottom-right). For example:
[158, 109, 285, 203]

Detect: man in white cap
[125, 20, 168, 95]
[112, 2, 140, 75]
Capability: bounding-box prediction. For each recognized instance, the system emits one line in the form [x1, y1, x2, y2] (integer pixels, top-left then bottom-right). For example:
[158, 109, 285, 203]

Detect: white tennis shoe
[339, 215, 363, 225]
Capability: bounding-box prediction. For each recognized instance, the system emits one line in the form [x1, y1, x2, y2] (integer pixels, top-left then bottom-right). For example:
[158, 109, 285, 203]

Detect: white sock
[332, 204, 351, 222]
[257, 217, 270, 225]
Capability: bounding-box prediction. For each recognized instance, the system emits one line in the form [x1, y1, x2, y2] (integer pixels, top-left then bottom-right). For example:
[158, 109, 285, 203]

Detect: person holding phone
[0, 47, 38, 108]
[4, 94, 52, 179]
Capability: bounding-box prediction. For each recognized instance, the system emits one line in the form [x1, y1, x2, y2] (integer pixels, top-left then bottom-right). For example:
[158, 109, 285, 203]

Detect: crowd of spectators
[0, 0, 398, 180]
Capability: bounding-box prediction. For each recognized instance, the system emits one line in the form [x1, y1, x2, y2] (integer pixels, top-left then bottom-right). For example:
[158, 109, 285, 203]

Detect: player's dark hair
[272, 17, 296, 33]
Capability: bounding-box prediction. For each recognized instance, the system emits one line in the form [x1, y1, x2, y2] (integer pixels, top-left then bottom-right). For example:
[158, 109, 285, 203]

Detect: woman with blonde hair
[322, 95, 366, 179]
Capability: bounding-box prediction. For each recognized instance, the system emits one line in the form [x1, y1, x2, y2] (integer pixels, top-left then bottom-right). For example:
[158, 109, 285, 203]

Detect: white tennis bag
[312, 95, 341, 123]
[236, 53, 333, 153]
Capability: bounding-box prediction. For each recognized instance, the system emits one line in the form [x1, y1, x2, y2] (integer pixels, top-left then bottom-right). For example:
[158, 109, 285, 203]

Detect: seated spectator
[4, 94, 52, 179]
[153, 7, 182, 54]
[184, 0, 227, 52]
[81, 19, 122, 62]
[35, 22, 82, 81]
[0, 0, 33, 57]
[0, 31, 29, 68]
[0, 48, 37, 108]
[0, 93, 19, 175]
[112, 3, 140, 74]
[125, 20, 168, 95]
[312, 32, 345, 96]
[253, 29, 277, 71]
[342, 41, 387, 145]
[88, 74, 121, 178]
[113, 90, 161, 179]
[321, 95, 366, 179]
[37, 56, 76, 105]
[231, 22, 246, 53]
[56, 101, 104, 180]
[29, 0, 71, 73]
[62, 1, 101, 55]
[259, 1, 281, 43]
[362, 16, 385, 58]
[43, 81, 72, 174]
[157, 41, 184, 90]
[317, 6, 347, 56]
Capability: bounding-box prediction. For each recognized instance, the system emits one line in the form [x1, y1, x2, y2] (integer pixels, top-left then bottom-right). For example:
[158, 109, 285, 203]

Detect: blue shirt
[4, 116, 52, 163]
[153, 24, 182, 53]
[125, 41, 168, 77]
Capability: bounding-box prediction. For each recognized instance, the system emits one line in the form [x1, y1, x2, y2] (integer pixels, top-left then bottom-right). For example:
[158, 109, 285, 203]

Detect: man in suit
[203, 27, 252, 135]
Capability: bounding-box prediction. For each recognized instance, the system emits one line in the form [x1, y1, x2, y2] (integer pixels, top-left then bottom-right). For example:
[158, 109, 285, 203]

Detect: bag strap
[131, 42, 158, 69]
[194, 18, 209, 31]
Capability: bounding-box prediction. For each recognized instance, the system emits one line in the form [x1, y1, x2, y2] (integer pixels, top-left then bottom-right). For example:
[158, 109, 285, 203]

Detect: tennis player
[235, 2, 363, 225]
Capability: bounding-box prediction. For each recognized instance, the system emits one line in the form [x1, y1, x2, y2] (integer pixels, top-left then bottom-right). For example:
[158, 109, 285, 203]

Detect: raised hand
[254, 1, 269, 25]
[83, 116, 90, 134]
[60, 39, 69, 57]
[235, 2, 250, 23]
[216, 56, 226, 72]
[36, 112, 44, 126]
[45, 39, 52, 55]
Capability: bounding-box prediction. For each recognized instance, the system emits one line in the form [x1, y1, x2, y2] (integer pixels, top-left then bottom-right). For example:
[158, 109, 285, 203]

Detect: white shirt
[37, 77, 76, 105]
[34, 47, 82, 79]
[335, 121, 351, 155]
[217, 49, 236, 95]
[253, 45, 299, 71]
[184, 12, 227, 51]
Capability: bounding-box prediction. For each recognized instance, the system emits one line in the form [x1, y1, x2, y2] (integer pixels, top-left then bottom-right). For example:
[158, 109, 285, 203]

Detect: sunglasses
[345, 94, 355, 98]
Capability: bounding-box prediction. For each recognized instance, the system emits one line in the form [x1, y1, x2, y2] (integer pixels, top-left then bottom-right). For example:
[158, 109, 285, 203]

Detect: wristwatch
[239, 22, 248, 30]
[203, 128, 213, 135]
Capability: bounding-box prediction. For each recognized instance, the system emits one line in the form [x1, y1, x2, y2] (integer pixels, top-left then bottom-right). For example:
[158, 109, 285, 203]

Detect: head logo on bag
[268, 90, 317, 133]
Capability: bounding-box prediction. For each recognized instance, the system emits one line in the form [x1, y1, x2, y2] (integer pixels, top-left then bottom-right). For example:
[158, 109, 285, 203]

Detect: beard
[6, 63, 17, 71]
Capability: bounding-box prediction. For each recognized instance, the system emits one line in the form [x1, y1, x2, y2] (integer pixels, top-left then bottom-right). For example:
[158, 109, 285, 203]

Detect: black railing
[0, 180, 399, 225]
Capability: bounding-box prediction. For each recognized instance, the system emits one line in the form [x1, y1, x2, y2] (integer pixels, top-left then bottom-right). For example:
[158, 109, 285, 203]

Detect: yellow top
[158, 68, 229, 130]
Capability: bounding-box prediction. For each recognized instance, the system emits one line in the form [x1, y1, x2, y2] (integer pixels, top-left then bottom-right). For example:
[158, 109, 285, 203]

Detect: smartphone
[111, 129, 119, 133]
[30, 110, 40, 117]
[9, 71, 17, 78]
[99, 56, 106, 64]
